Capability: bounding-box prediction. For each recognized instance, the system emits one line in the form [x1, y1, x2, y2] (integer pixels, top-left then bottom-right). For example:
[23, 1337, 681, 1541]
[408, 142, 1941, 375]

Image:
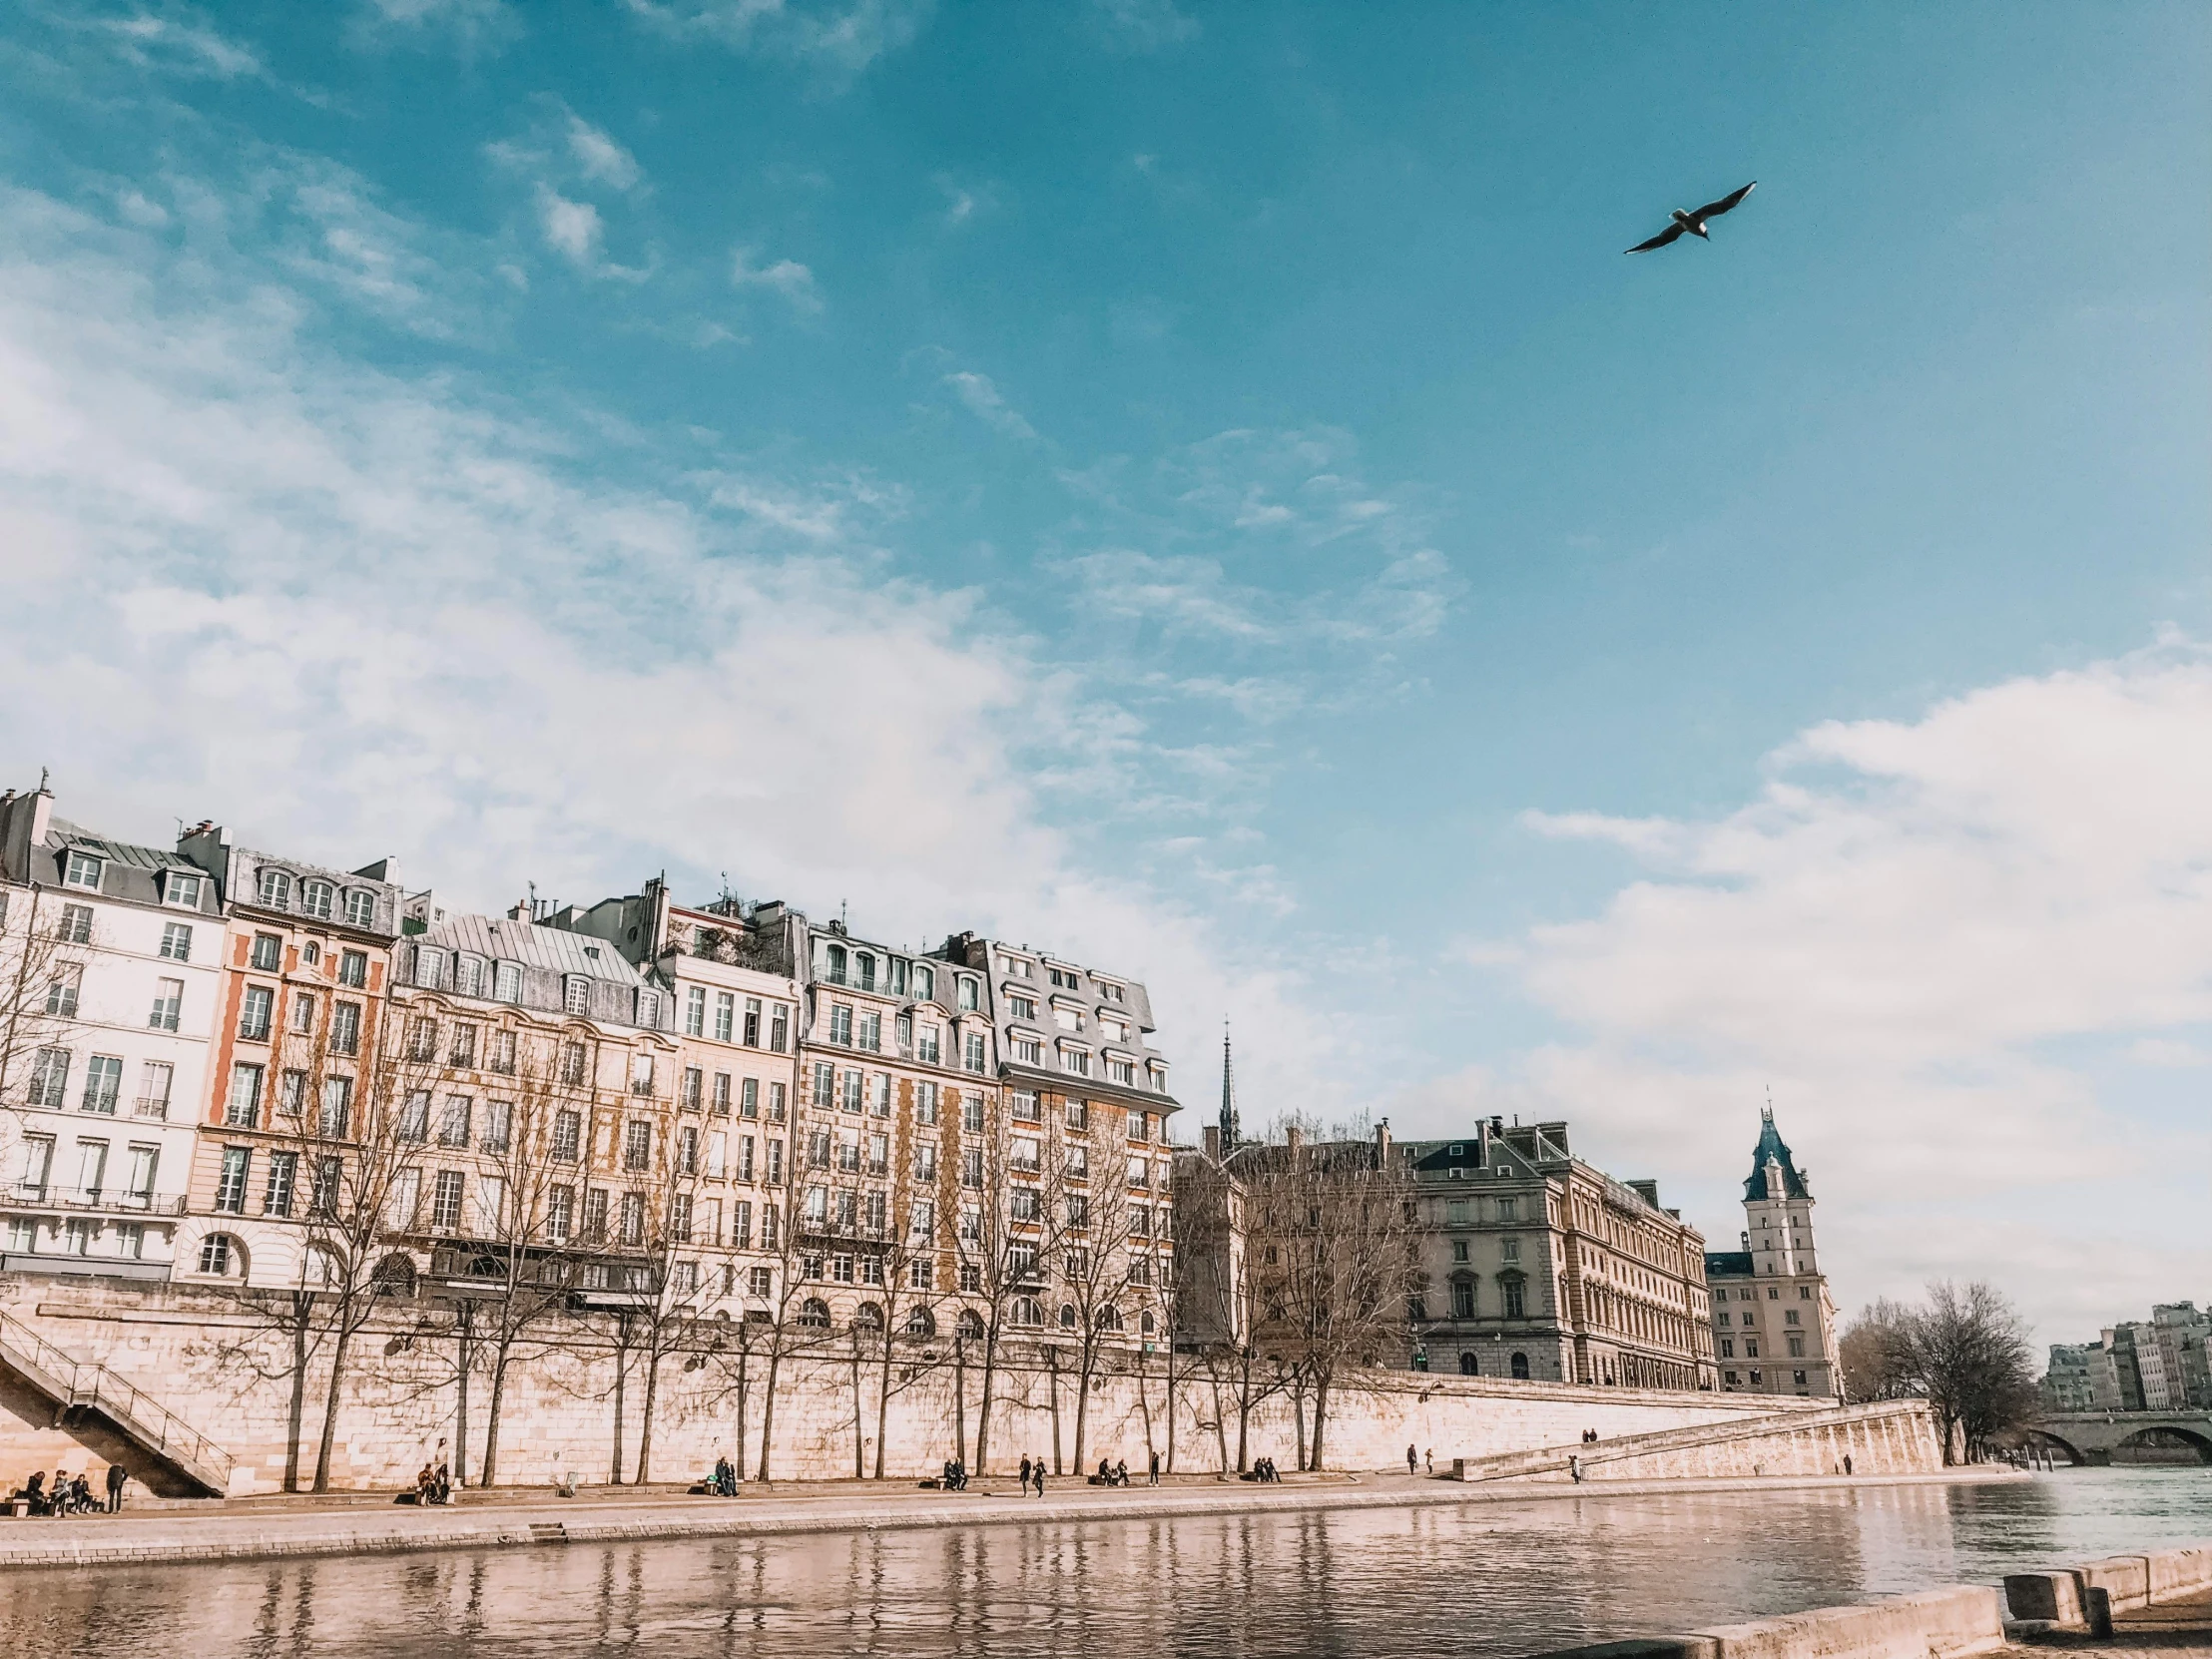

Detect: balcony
[5, 1183, 187, 1217]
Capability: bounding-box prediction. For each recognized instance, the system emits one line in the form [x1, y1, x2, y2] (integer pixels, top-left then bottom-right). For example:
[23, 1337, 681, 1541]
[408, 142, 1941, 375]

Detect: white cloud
[536, 186, 603, 265]
[622, 0, 929, 80]
[942, 370, 1036, 443]
[1497, 648, 2212, 1340]
[731, 248, 822, 313]
[566, 115, 642, 192]
[96, 10, 262, 79]
[0, 177, 1347, 1156]
[351, 0, 520, 53]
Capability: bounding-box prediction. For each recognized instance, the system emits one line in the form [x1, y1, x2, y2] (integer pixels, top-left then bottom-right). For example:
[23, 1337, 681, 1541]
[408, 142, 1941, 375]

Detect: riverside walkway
[0, 1465, 2019, 1571]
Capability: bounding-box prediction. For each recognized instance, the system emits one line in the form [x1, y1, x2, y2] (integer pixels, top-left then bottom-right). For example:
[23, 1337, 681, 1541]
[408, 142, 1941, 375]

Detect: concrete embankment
[0, 1467, 2020, 1572]
[1524, 1540, 2212, 1659]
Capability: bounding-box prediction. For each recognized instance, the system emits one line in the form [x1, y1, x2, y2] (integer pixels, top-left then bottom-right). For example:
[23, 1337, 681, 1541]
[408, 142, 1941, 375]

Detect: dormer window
[63, 851, 103, 890]
[638, 989, 662, 1027]
[454, 955, 485, 998]
[1048, 966, 1078, 990]
[495, 961, 523, 1004]
[958, 976, 979, 1012]
[911, 963, 934, 1000]
[301, 879, 334, 920]
[824, 943, 846, 985]
[162, 870, 204, 909]
[564, 976, 591, 1016]
[343, 888, 376, 928]
[854, 953, 876, 992]
[1098, 980, 1126, 1003]
[257, 867, 293, 909]
[414, 946, 444, 987]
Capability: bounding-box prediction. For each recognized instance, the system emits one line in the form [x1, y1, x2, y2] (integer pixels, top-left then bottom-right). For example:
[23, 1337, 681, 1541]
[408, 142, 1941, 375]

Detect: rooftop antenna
[39, 767, 50, 793]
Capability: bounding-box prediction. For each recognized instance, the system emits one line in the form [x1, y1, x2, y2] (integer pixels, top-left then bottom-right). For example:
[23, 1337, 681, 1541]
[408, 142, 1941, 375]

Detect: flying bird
[1625, 182, 1757, 254]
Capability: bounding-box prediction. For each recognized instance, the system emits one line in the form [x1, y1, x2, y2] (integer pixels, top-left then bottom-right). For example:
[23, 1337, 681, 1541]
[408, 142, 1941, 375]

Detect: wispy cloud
[349, 0, 520, 55]
[535, 185, 604, 265]
[943, 370, 1036, 442]
[621, 0, 930, 82]
[1089, 0, 1197, 53]
[566, 114, 642, 192]
[731, 247, 823, 313]
[92, 8, 262, 79]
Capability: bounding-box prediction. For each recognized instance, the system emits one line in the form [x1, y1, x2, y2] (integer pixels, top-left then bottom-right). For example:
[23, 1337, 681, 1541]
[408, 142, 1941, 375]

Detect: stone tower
[1705, 1106, 1839, 1398]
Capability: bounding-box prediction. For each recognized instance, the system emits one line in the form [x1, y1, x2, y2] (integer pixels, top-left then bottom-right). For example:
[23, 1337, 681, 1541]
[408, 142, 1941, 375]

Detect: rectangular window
[232, 984, 272, 1043]
[683, 1066, 704, 1111]
[916, 1023, 940, 1064]
[547, 1186, 575, 1244]
[494, 961, 521, 1003]
[250, 932, 282, 972]
[553, 1108, 582, 1163]
[830, 1003, 852, 1046]
[686, 986, 707, 1037]
[561, 1042, 588, 1085]
[1720, 1339, 1734, 1358]
[739, 1135, 755, 1182]
[344, 888, 375, 928]
[319, 1076, 353, 1139]
[386, 1168, 420, 1229]
[767, 1140, 784, 1184]
[397, 1090, 429, 1142]
[1010, 1136, 1040, 1172]
[80, 1055, 122, 1115]
[671, 1191, 693, 1244]
[713, 1072, 732, 1114]
[481, 1099, 512, 1154]
[486, 1028, 514, 1075]
[63, 850, 103, 890]
[624, 1120, 652, 1172]
[915, 1081, 938, 1125]
[742, 997, 760, 1045]
[1502, 1278, 1527, 1319]
[277, 1069, 308, 1117]
[159, 921, 193, 960]
[432, 1169, 465, 1230]
[225, 1063, 264, 1127]
[855, 1009, 882, 1053]
[739, 1076, 757, 1118]
[446, 1022, 476, 1068]
[749, 1264, 772, 1298]
[215, 1146, 251, 1213]
[264, 1150, 298, 1217]
[769, 1005, 788, 1052]
[1788, 1336, 1806, 1358]
[45, 964, 81, 1018]
[620, 1192, 645, 1246]
[437, 1096, 471, 1147]
[583, 1188, 609, 1242]
[1014, 1036, 1042, 1064]
[912, 1141, 937, 1181]
[1011, 1091, 1038, 1122]
[962, 1094, 984, 1132]
[965, 1032, 986, 1073]
[811, 1060, 834, 1108]
[961, 1147, 983, 1189]
[328, 1000, 362, 1056]
[135, 1060, 173, 1119]
[629, 1052, 655, 1095]
[339, 949, 368, 988]
[841, 1069, 863, 1114]
[565, 977, 591, 1016]
[163, 870, 203, 909]
[706, 1130, 726, 1177]
[678, 1125, 700, 1176]
[866, 1132, 888, 1176]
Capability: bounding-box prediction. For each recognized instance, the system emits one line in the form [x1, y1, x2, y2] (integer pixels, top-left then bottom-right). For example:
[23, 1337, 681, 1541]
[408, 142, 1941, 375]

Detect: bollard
[2084, 1586, 2113, 1640]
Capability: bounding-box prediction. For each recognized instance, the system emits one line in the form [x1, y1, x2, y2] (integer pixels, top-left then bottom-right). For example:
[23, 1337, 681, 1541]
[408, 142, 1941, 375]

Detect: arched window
[1058, 1303, 1078, 1330]
[1139, 1310, 1156, 1335]
[1458, 1352, 1479, 1377]
[957, 1309, 985, 1341]
[1012, 1296, 1044, 1327]
[798, 1298, 831, 1329]
[256, 867, 293, 909]
[371, 1253, 417, 1297]
[197, 1233, 242, 1277]
[344, 888, 376, 928]
[855, 953, 875, 991]
[912, 964, 934, 1000]
[852, 1302, 884, 1331]
[825, 944, 846, 985]
[301, 879, 334, 920]
[1510, 1351, 1530, 1381]
[1094, 1305, 1123, 1332]
[906, 1306, 936, 1338]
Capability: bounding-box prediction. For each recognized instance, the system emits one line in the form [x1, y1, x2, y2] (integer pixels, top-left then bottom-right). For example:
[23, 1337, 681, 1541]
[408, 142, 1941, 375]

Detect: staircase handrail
[0, 1308, 231, 1481]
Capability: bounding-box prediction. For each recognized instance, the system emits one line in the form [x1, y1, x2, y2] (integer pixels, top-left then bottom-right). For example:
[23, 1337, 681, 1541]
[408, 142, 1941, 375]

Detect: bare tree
[1896, 1281, 2038, 1463]
[1838, 1297, 1918, 1404]
[0, 884, 79, 1183]
[1057, 1123, 1135, 1475]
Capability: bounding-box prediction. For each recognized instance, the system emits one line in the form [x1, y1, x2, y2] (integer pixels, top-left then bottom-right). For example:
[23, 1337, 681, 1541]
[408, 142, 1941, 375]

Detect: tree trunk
[311, 1319, 354, 1493]
[453, 1309, 472, 1488]
[635, 1344, 664, 1484]
[1234, 1354, 1252, 1473]
[952, 1338, 967, 1468]
[1047, 1346, 1064, 1474]
[481, 1344, 512, 1487]
[1309, 1371, 1331, 1471]
[757, 1337, 785, 1480]
[1293, 1380, 1308, 1471]
[873, 1330, 896, 1480]
[974, 1328, 1000, 1475]
[1072, 1347, 1093, 1475]
[610, 1328, 629, 1484]
[283, 1296, 310, 1493]
[850, 1330, 865, 1479]
[1164, 1345, 1178, 1475]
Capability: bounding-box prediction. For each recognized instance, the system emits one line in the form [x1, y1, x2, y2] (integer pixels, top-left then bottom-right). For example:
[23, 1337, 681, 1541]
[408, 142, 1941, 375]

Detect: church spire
[1220, 1018, 1241, 1150]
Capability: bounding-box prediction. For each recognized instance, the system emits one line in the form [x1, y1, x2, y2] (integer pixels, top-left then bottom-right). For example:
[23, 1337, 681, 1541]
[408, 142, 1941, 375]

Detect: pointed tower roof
[1743, 1105, 1810, 1201]
[1219, 1019, 1241, 1151]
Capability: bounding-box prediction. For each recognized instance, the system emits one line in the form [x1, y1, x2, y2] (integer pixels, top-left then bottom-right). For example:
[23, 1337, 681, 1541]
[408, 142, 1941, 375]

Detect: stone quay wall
[1453, 1399, 1942, 1483]
[1, 1279, 1829, 1496]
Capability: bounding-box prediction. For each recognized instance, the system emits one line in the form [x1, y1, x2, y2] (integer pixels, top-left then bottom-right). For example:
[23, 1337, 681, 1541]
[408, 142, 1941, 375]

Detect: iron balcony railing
[6, 1183, 188, 1217]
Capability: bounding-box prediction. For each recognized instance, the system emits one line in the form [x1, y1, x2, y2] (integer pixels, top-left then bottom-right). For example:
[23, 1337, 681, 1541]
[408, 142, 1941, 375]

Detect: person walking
[1148, 1450, 1160, 1487]
[1405, 1444, 1417, 1476]
[1031, 1456, 1046, 1497]
[1018, 1453, 1033, 1494]
[104, 1461, 127, 1514]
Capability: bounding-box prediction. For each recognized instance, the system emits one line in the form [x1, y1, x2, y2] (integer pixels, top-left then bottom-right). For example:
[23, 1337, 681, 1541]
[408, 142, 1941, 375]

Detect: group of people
[708, 1455, 740, 1495]
[938, 1459, 969, 1490]
[1015, 1454, 1049, 1495]
[1249, 1456, 1283, 1482]
[10, 1463, 126, 1517]
[410, 1441, 453, 1506]
[1092, 1457, 1134, 1486]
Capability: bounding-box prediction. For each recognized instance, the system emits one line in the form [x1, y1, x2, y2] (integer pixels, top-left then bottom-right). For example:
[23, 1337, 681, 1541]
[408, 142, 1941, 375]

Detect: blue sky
[0, 0, 2206, 1338]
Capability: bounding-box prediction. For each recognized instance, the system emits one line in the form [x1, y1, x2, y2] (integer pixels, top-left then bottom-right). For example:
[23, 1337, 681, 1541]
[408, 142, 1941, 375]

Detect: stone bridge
[2027, 1410, 2212, 1465]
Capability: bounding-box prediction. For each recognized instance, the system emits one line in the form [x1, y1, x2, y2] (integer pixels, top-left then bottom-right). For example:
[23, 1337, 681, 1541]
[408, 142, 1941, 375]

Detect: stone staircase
[0, 1307, 234, 1495]
[1448, 1397, 1936, 1484]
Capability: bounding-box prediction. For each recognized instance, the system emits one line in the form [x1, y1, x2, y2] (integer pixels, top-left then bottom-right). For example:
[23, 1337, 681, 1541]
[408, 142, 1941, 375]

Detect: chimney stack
[1375, 1116, 1391, 1162]
[1285, 1124, 1305, 1151]
[1202, 1125, 1222, 1160]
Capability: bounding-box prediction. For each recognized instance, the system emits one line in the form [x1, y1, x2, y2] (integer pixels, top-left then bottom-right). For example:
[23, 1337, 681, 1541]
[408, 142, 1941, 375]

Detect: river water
[4, 1469, 2208, 1657]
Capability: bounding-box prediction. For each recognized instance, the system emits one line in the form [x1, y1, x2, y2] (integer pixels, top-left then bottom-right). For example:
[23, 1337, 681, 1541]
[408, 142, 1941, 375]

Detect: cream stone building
[1704, 1109, 1838, 1399]
[0, 784, 229, 1282]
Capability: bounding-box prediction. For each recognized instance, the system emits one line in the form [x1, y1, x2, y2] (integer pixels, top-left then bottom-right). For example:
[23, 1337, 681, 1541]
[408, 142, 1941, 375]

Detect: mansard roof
[1744, 1108, 1810, 1201]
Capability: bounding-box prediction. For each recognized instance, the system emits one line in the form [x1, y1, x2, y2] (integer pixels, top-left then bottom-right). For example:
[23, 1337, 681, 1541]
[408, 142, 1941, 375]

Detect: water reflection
[3, 1470, 2206, 1659]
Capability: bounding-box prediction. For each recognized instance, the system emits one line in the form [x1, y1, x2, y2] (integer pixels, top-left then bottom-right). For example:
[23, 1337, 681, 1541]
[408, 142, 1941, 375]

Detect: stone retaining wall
[0, 1279, 1827, 1494]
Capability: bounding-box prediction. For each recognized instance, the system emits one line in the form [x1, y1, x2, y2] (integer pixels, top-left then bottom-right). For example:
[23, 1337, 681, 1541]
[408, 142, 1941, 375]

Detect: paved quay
[0, 1466, 2020, 1571]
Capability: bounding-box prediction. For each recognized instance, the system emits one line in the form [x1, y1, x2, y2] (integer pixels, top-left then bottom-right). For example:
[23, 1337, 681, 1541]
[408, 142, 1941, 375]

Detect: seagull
[1625, 182, 1757, 254]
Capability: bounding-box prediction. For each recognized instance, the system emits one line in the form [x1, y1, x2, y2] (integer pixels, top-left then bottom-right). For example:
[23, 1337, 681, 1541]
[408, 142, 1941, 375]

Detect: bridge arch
[2114, 1424, 2212, 1464]
[2022, 1428, 2085, 1466]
